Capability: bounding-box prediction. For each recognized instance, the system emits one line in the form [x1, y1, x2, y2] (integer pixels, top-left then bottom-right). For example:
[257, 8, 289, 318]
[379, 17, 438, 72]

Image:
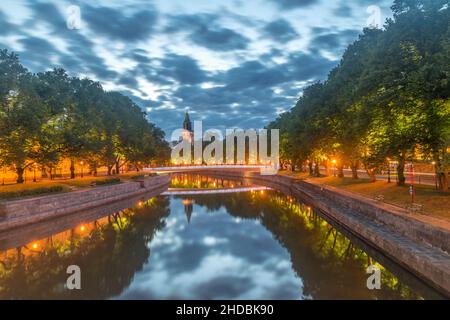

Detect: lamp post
[80, 161, 84, 178]
[432, 161, 437, 190]
[33, 163, 37, 182]
[408, 162, 415, 204]
[332, 159, 337, 177]
[386, 158, 391, 183]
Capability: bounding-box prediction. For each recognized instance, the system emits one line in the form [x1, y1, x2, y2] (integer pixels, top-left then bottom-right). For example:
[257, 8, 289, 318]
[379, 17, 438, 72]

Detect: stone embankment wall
[0, 175, 170, 232]
[189, 169, 450, 297]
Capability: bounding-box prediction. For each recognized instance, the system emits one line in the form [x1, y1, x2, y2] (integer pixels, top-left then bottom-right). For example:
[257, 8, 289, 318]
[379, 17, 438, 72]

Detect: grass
[0, 172, 154, 200]
[0, 171, 158, 200]
[281, 171, 450, 221]
[0, 185, 65, 200]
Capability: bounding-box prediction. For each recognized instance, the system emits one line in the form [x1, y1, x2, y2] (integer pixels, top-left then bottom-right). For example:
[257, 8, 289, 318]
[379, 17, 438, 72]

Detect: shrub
[131, 174, 146, 181]
[0, 186, 64, 200]
[94, 178, 121, 186]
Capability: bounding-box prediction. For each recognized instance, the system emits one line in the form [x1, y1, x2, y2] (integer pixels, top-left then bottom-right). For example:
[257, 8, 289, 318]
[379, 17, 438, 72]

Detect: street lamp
[386, 158, 391, 183]
[432, 161, 437, 190]
[80, 161, 84, 178]
[408, 162, 415, 204]
[33, 163, 37, 182]
[332, 159, 337, 177]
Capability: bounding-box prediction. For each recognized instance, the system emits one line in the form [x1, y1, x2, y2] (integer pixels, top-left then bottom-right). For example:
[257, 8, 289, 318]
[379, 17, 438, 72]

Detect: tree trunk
[351, 161, 359, 179]
[337, 165, 344, 178]
[70, 159, 75, 179]
[115, 160, 120, 175]
[439, 171, 449, 192]
[16, 167, 25, 184]
[41, 167, 48, 179]
[308, 162, 313, 176]
[107, 165, 113, 176]
[397, 156, 406, 186]
[314, 162, 320, 177]
[366, 169, 376, 182]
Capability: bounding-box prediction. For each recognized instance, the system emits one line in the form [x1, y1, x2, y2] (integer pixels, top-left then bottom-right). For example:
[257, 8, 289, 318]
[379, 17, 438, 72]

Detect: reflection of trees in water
[170, 173, 248, 190]
[0, 197, 170, 299]
[191, 191, 424, 300]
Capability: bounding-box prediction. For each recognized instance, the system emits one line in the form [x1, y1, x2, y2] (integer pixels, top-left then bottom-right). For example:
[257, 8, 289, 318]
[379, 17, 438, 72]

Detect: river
[0, 174, 443, 299]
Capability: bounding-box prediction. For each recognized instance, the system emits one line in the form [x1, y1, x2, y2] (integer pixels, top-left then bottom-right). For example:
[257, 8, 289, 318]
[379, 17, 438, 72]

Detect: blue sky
[0, 0, 393, 136]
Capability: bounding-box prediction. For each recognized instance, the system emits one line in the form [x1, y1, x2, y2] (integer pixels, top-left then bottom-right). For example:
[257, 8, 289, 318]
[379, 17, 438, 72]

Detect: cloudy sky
[0, 0, 393, 136]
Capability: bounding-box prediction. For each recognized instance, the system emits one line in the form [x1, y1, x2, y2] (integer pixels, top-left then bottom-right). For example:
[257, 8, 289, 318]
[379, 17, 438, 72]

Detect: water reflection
[0, 197, 170, 299]
[0, 175, 443, 299]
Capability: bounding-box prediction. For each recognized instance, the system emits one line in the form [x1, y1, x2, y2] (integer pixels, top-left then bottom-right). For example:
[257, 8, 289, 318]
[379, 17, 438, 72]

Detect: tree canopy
[268, 0, 450, 191]
[0, 50, 170, 183]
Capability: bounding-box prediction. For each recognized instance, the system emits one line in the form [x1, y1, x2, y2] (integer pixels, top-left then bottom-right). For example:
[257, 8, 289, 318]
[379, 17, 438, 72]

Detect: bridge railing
[143, 164, 272, 172]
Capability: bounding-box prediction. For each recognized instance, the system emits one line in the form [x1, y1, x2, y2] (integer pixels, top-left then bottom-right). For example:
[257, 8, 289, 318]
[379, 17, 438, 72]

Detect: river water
[0, 174, 443, 299]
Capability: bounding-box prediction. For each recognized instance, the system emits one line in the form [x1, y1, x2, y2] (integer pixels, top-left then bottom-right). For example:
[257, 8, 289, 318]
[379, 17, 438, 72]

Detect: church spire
[183, 111, 192, 132]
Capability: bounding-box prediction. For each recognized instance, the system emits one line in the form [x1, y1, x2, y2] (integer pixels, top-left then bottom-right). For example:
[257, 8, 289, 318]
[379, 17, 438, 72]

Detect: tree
[0, 51, 49, 183]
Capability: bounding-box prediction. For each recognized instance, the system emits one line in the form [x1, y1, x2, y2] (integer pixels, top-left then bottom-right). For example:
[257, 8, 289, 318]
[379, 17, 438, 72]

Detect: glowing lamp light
[138, 201, 144, 207]
[32, 243, 38, 250]
[331, 159, 337, 164]
[80, 225, 86, 232]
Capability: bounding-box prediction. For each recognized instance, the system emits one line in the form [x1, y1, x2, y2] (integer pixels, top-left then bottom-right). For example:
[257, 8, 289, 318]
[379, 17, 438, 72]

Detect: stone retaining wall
[0, 175, 170, 232]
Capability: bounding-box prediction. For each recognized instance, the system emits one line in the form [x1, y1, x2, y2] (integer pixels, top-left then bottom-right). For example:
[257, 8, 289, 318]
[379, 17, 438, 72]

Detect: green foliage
[270, 1, 450, 189]
[0, 185, 64, 199]
[0, 50, 171, 183]
[130, 174, 146, 180]
[93, 178, 121, 186]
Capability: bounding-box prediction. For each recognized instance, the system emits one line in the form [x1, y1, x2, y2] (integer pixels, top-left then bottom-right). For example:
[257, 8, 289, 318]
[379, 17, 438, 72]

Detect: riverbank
[186, 169, 450, 297]
[281, 171, 450, 221]
[0, 172, 152, 200]
[0, 175, 170, 232]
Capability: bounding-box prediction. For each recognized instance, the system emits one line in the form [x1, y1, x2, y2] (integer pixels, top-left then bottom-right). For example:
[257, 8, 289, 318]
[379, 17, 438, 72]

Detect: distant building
[182, 111, 193, 143]
[170, 111, 194, 148]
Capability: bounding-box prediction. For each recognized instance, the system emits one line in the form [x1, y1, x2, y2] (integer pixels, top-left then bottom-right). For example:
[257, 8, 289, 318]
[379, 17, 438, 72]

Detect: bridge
[144, 165, 272, 174]
[161, 186, 271, 196]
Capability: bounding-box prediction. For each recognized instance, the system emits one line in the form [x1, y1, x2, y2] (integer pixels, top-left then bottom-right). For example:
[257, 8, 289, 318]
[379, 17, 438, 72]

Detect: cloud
[309, 28, 360, 56]
[334, 4, 353, 17]
[268, 0, 319, 10]
[166, 14, 249, 51]
[18, 36, 60, 70]
[159, 54, 209, 85]
[83, 5, 158, 42]
[262, 19, 299, 43]
[0, 0, 384, 135]
[0, 10, 16, 35]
